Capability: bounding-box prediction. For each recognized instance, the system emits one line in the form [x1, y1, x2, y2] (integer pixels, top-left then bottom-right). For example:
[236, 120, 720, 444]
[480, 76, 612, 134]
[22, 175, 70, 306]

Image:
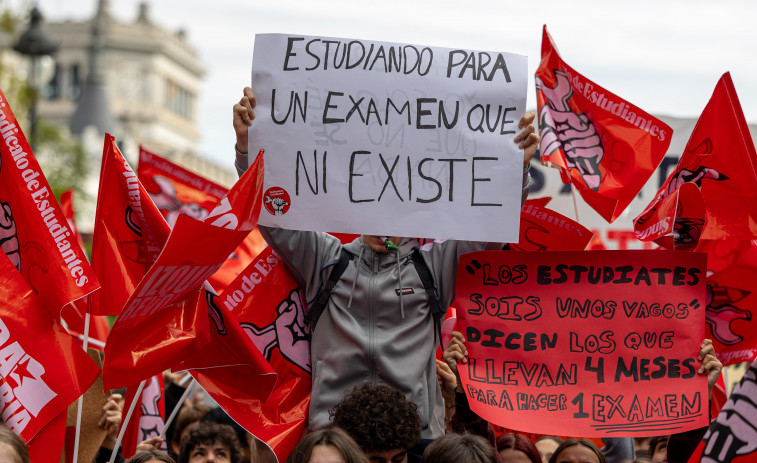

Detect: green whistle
[384, 238, 398, 251]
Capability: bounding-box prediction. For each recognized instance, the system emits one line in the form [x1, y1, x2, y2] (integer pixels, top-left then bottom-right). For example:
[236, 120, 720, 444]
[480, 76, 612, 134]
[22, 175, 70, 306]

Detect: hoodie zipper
[368, 247, 378, 382]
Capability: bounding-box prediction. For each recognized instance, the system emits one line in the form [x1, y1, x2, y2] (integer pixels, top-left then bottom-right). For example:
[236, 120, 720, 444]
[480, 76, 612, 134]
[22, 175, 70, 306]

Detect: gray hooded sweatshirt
[238, 148, 531, 439]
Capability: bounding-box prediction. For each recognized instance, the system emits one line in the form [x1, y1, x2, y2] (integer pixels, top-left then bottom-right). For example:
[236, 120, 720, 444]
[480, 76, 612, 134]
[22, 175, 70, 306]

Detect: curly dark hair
[178, 422, 243, 463]
[329, 382, 422, 453]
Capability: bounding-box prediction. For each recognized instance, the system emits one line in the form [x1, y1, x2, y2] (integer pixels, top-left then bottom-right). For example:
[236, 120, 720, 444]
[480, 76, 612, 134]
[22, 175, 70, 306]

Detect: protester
[94, 393, 126, 463]
[178, 422, 243, 463]
[548, 439, 607, 463]
[646, 436, 667, 463]
[599, 438, 635, 463]
[201, 407, 253, 462]
[534, 437, 562, 463]
[421, 433, 498, 463]
[436, 358, 459, 433]
[126, 451, 176, 463]
[137, 437, 167, 454]
[287, 427, 368, 463]
[0, 425, 29, 463]
[233, 86, 539, 442]
[170, 404, 212, 460]
[496, 434, 541, 463]
[329, 382, 422, 463]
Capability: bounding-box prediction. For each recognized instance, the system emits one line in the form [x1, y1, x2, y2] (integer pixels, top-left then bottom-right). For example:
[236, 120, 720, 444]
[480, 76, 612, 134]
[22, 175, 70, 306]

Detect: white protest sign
[250, 33, 527, 242]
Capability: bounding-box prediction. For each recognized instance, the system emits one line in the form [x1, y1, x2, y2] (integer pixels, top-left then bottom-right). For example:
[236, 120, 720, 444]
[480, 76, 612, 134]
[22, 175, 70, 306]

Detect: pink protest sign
[454, 250, 708, 436]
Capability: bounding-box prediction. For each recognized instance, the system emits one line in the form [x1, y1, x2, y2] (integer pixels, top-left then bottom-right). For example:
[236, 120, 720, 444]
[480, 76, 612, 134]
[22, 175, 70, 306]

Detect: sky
[11, 0, 757, 167]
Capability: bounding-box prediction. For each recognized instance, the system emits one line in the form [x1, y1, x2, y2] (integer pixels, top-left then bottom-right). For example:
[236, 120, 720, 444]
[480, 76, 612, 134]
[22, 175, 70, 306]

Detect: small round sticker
[263, 187, 291, 216]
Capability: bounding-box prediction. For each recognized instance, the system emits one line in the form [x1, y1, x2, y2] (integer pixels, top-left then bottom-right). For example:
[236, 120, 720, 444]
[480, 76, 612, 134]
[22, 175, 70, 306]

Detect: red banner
[90, 136, 170, 316]
[102, 152, 269, 390]
[535, 26, 672, 223]
[454, 250, 707, 436]
[137, 147, 266, 292]
[513, 198, 593, 251]
[701, 241, 757, 366]
[635, 72, 757, 246]
[138, 147, 228, 227]
[0, 90, 99, 313]
[0, 252, 100, 442]
[194, 247, 310, 462]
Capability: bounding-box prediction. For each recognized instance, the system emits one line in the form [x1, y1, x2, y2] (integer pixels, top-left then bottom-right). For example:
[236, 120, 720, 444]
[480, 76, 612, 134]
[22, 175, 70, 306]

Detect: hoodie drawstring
[347, 246, 365, 309]
[396, 251, 405, 319]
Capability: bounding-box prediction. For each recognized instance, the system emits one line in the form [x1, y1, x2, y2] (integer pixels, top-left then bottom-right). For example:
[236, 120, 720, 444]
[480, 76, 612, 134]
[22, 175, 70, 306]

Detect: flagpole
[109, 379, 146, 463]
[72, 301, 92, 463]
[158, 376, 195, 442]
[569, 183, 581, 223]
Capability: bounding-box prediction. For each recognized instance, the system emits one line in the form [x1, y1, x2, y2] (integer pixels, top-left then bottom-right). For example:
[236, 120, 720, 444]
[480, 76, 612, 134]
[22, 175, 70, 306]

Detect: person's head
[172, 404, 212, 457]
[362, 236, 404, 254]
[0, 425, 28, 463]
[548, 439, 606, 463]
[329, 382, 422, 463]
[421, 433, 497, 463]
[201, 407, 252, 462]
[647, 436, 668, 463]
[126, 451, 177, 463]
[534, 437, 563, 463]
[496, 433, 541, 463]
[179, 422, 243, 463]
[288, 427, 369, 463]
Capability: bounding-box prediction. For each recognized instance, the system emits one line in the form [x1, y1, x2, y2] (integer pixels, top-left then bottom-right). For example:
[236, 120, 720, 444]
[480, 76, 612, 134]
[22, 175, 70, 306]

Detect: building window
[164, 78, 194, 120]
[68, 64, 81, 100]
[43, 62, 60, 99]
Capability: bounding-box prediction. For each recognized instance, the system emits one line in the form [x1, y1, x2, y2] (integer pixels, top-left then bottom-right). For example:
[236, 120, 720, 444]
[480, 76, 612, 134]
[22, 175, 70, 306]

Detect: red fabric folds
[535, 26, 672, 223]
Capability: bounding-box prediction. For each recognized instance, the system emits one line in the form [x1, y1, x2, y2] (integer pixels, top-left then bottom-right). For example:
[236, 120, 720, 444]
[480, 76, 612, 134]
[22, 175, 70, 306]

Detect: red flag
[137, 146, 266, 292]
[194, 247, 311, 462]
[0, 252, 100, 442]
[121, 375, 165, 458]
[701, 241, 757, 366]
[513, 198, 593, 251]
[138, 147, 228, 227]
[687, 357, 757, 463]
[535, 26, 672, 223]
[0, 90, 99, 313]
[635, 73, 757, 245]
[633, 182, 706, 251]
[26, 410, 66, 462]
[58, 190, 88, 256]
[102, 152, 273, 391]
[90, 136, 170, 316]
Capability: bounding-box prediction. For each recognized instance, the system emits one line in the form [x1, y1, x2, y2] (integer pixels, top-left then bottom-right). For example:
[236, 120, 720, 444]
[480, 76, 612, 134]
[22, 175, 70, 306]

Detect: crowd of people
[0, 331, 719, 463]
[0, 83, 728, 463]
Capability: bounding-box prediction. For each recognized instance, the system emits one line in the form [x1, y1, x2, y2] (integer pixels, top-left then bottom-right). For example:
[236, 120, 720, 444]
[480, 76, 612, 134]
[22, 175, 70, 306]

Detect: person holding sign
[443, 333, 723, 463]
[233, 86, 539, 443]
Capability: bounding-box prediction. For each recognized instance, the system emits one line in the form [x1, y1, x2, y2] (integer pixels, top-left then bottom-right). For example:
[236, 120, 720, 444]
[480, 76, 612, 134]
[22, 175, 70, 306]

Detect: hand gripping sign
[454, 250, 708, 437]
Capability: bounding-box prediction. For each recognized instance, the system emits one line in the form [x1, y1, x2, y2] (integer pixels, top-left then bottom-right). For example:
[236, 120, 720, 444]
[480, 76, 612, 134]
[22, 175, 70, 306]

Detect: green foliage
[34, 120, 90, 200]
